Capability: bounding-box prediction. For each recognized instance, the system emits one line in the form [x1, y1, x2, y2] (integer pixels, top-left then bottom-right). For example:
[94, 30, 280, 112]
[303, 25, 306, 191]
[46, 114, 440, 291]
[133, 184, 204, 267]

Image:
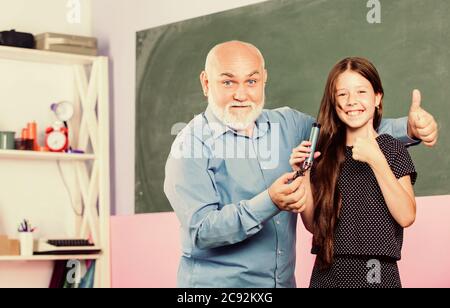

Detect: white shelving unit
[0, 150, 96, 161]
[0, 46, 111, 288]
[0, 254, 101, 261]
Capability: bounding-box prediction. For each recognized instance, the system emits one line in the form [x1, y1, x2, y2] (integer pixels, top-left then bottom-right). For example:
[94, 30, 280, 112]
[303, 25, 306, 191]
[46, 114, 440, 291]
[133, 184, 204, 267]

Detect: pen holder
[0, 131, 16, 150]
[19, 232, 34, 257]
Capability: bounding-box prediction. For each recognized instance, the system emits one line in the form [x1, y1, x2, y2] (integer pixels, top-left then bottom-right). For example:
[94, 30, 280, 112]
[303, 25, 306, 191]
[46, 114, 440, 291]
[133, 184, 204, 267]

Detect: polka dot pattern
[310, 134, 417, 288]
[310, 255, 402, 288]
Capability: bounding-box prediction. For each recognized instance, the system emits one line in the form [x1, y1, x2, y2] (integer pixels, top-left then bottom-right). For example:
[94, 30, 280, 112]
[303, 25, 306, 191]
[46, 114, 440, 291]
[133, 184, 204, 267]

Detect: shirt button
[276, 220, 280, 225]
[278, 250, 283, 255]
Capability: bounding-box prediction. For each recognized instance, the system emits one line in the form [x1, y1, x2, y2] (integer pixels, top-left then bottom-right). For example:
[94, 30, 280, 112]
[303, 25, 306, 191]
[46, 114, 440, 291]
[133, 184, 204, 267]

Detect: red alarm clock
[45, 121, 69, 152]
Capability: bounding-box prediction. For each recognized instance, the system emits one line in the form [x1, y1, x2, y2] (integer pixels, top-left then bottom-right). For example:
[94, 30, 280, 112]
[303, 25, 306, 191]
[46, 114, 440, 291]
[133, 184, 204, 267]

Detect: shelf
[0, 254, 101, 261]
[0, 45, 99, 65]
[0, 48, 111, 287]
[0, 150, 95, 161]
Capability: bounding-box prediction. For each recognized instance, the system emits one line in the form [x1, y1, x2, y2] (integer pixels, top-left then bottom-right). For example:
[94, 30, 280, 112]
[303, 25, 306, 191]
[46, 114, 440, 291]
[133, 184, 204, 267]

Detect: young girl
[290, 57, 417, 288]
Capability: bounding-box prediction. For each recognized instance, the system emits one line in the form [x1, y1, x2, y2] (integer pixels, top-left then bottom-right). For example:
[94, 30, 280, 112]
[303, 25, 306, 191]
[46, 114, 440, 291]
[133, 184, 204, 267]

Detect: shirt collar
[203, 105, 270, 139]
[255, 110, 270, 138]
[204, 106, 232, 139]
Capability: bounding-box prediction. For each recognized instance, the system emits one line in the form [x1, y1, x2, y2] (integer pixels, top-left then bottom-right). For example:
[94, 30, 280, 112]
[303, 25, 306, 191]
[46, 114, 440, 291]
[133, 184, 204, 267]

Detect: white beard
[208, 92, 264, 131]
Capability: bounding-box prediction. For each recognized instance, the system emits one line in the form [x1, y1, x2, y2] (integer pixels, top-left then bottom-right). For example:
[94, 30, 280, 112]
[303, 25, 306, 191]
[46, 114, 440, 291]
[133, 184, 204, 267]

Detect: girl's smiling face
[334, 70, 383, 131]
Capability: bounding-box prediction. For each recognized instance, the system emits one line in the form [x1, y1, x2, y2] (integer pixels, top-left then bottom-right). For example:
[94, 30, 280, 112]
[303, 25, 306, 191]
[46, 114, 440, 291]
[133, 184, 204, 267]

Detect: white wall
[92, 0, 269, 215]
[0, 0, 92, 36]
[0, 0, 92, 288]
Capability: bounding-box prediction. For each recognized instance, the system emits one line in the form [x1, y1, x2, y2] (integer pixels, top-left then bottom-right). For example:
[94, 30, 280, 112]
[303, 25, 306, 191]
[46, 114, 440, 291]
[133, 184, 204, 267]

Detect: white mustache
[227, 102, 254, 108]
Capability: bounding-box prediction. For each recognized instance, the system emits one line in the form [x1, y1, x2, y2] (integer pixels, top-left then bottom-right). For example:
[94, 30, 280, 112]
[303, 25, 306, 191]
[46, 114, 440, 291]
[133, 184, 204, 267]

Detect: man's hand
[408, 89, 438, 147]
[268, 172, 307, 213]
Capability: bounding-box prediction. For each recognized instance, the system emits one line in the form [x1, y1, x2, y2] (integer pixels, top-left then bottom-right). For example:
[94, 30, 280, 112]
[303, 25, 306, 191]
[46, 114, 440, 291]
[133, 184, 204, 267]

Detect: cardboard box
[35, 32, 97, 56]
[0, 235, 7, 254]
[0, 235, 20, 256]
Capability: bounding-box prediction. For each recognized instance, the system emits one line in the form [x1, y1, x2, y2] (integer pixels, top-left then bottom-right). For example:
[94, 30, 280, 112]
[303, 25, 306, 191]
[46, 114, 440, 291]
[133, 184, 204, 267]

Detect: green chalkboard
[135, 0, 449, 213]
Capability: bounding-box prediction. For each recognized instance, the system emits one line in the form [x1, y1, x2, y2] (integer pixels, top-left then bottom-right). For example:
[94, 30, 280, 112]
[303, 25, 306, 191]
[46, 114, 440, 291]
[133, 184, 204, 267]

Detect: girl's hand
[352, 128, 384, 166]
[290, 141, 321, 171]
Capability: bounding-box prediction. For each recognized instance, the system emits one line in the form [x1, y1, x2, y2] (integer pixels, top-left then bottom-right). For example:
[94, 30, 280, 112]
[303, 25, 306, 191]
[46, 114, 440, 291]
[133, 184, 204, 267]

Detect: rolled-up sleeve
[379, 117, 421, 147]
[164, 133, 280, 250]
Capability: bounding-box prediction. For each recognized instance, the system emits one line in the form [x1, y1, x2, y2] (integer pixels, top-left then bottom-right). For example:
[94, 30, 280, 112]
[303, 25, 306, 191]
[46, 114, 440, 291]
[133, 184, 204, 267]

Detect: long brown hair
[312, 57, 384, 268]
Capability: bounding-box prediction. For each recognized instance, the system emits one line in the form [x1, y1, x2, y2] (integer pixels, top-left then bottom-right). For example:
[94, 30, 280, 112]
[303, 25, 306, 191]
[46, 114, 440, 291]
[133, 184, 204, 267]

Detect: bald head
[205, 41, 265, 75]
[199, 41, 267, 133]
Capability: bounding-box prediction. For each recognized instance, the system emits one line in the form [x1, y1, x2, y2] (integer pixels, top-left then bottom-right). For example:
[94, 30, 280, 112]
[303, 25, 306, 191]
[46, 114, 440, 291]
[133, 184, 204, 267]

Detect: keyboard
[47, 239, 94, 247]
[34, 239, 100, 255]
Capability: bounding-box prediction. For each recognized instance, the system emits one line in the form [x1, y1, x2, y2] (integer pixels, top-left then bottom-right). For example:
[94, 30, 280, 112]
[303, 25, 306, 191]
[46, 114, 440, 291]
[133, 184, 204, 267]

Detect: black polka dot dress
[310, 134, 417, 288]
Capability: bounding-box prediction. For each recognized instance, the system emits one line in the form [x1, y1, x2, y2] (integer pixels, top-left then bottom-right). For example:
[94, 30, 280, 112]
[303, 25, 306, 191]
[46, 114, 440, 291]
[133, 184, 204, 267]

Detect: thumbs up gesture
[352, 127, 383, 166]
[408, 89, 438, 147]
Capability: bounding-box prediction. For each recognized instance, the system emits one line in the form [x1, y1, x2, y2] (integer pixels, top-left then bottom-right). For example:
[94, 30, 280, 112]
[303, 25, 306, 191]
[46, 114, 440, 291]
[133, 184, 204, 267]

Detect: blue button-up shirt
[164, 105, 416, 288]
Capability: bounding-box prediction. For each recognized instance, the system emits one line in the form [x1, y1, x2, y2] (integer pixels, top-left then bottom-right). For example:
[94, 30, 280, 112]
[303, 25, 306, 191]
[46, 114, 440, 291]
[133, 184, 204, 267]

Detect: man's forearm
[193, 190, 280, 249]
[379, 117, 421, 147]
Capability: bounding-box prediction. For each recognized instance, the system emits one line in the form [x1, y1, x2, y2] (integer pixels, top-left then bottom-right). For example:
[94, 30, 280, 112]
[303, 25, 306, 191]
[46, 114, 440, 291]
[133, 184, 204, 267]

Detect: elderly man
[164, 41, 438, 288]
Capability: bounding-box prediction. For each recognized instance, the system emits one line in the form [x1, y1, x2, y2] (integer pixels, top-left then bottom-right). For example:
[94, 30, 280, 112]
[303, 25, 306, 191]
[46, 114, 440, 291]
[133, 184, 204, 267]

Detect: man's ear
[264, 69, 268, 84]
[200, 71, 209, 97]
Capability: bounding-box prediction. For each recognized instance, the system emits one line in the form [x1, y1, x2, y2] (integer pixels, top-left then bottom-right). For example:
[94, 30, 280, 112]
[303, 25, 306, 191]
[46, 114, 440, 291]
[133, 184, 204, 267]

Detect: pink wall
[111, 195, 450, 288]
[111, 212, 180, 288]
